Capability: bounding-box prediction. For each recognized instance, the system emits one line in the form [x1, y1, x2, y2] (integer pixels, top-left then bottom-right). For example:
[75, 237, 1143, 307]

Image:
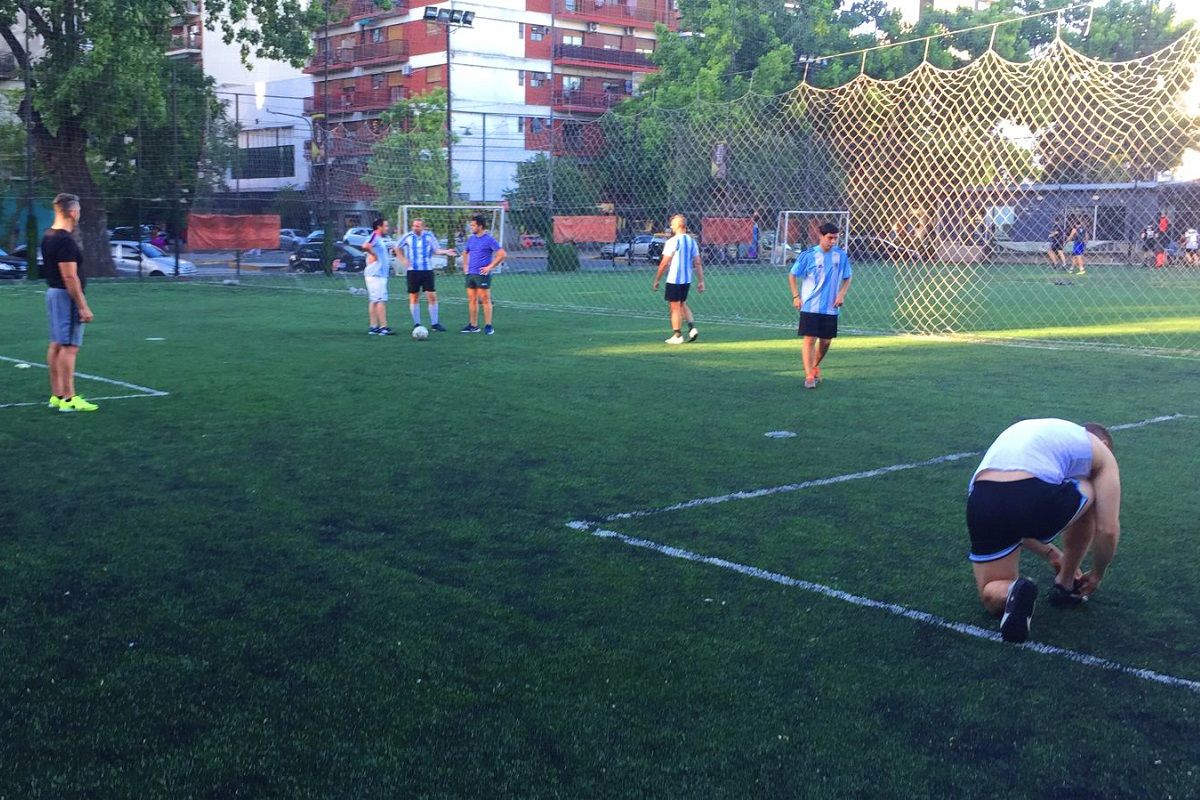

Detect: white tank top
[970, 418, 1092, 492]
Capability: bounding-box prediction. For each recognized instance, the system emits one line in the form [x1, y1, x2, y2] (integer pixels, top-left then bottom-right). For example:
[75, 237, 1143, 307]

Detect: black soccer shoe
[1048, 581, 1087, 608]
[999, 577, 1039, 643]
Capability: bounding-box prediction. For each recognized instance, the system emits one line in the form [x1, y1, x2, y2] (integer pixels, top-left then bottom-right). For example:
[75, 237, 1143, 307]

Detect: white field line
[1, 355, 169, 406]
[566, 522, 1200, 695]
[573, 413, 1191, 528]
[0, 394, 163, 410]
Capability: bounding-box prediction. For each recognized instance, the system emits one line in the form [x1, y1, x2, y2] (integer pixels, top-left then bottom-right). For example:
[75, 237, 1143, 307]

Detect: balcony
[304, 87, 406, 115]
[553, 0, 675, 28]
[305, 39, 409, 73]
[171, 1, 201, 20]
[552, 89, 630, 113]
[553, 44, 655, 71]
[334, 0, 409, 24]
[167, 33, 202, 54]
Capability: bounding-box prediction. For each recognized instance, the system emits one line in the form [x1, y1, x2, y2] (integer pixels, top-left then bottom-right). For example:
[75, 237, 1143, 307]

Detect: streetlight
[423, 5, 474, 207]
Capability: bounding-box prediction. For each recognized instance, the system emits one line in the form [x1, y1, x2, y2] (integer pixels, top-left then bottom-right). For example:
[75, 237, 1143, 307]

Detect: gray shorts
[47, 288, 84, 347]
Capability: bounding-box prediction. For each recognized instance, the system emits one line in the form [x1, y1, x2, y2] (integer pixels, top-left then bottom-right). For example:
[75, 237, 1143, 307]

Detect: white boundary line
[566, 412, 1199, 694]
[566, 522, 1200, 694]
[573, 414, 1191, 527]
[1, 355, 169, 407]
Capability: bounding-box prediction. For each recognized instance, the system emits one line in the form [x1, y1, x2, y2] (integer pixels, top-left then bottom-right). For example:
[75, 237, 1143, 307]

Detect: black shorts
[664, 282, 690, 302]
[1050, 241, 1063, 252]
[466, 273, 492, 290]
[407, 271, 435, 294]
[798, 311, 838, 339]
[966, 478, 1087, 562]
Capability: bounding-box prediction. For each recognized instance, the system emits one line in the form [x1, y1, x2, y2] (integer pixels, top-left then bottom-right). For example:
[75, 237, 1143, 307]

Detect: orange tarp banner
[702, 217, 754, 245]
[553, 215, 617, 244]
[187, 214, 281, 251]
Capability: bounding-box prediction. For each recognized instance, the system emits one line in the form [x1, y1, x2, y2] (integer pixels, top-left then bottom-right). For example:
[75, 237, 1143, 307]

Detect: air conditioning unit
[401, 64, 413, 76]
[586, 22, 599, 32]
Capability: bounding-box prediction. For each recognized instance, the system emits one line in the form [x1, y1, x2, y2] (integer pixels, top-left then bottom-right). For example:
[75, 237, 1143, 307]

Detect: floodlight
[461, 11, 475, 25]
[449, 9, 464, 23]
[423, 6, 439, 20]
[436, 8, 451, 23]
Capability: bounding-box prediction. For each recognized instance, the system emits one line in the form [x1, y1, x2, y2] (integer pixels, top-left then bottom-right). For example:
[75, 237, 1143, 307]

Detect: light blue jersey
[663, 233, 699, 284]
[363, 231, 391, 278]
[399, 231, 439, 271]
[790, 245, 852, 315]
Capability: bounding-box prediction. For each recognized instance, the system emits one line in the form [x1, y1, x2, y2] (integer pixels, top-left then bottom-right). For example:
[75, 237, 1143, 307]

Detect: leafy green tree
[0, 0, 320, 274]
[502, 153, 601, 241]
[364, 89, 458, 221]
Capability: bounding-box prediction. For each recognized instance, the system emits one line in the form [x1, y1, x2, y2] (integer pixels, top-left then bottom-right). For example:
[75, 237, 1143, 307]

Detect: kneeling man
[967, 418, 1121, 643]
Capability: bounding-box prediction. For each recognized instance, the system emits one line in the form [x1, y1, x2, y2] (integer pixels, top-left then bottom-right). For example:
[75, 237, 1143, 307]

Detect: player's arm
[395, 237, 411, 270]
[58, 260, 94, 323]
[1080, 439, 1122, 595]
[788, 272, 801, 309]
[482, 245, 506, 274]
[652, 243, 673, 289]
[692, 250, 704, 292]
[834, 276, 852, 308]
[362, 236, 378, 264]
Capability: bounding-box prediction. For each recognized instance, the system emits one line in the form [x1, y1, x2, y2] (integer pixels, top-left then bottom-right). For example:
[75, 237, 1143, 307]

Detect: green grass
[2, 277, 1200, 798]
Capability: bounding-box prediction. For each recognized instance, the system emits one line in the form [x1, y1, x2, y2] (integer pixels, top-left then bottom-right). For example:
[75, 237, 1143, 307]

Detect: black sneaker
[460, 324, 480, 333]
[430, 323, 447, 332]
[1048, 581, 1087, 608]
[999, 577, 1038, 643]
[378, 327, 395, 336]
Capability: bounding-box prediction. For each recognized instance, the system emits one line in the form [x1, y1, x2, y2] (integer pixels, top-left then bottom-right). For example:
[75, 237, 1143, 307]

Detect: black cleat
[1048, 581, 1087, 608]
[999, 577, 1039, 643]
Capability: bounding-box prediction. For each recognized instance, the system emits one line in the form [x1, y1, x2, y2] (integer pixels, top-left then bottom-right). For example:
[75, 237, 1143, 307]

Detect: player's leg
[669, 300, 682, 335]
[57, 344, 80, 400]
[409, 291, 422, 327]
[801, 335, 817, 382]
[467, 285, 478, 327]
[427, 285, 442, 330]
[682, 301, 698, 340]
[480, 287, 493, 327]
[972, 549, 1023, 617]
[47, 343, 63, 398]
[1055, 477, 1095, 587]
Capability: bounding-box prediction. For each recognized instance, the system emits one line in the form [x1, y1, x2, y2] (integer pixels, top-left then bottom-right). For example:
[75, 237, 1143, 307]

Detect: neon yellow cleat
[48, 395, 61, 409]
[59, 395, 99, 412]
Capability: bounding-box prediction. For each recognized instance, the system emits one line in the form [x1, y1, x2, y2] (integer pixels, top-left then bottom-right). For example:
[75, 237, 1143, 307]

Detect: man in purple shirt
[460, 214, 506, 335]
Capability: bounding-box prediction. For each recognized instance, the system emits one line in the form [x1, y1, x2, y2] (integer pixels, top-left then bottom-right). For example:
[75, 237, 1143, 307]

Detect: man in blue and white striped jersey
[396, 218, 451, 332]
[788, 222, 852, 388]
[652, 214, 705, 344]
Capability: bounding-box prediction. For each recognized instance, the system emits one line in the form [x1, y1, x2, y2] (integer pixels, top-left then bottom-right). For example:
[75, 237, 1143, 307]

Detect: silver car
[110, 241, 197, 277]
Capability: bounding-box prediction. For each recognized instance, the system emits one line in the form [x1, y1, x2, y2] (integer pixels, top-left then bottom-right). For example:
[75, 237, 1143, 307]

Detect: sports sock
[673, 329, 681, 336]
[410, 303, 421, 325]
[430, 302, 439, 324]
[687, 322, 695, 330]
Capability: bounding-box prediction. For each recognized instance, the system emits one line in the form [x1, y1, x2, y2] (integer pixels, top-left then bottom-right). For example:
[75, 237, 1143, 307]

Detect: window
[372, 73, 384, 89]
[370, 27, 384, 43]
[530, 25, 545, 41]
[426, 65, 444, 83]
[529, 72, 544, 88]
[563, 75, 582, 92]
[518, 22, 524, 38]
[562, 33, 582, 47]
[563, 121, 583, 151]
[517, 116, 525, 133]
[234, 144, 295, 179]
[634, 38, 654, 55]
[518, 69, 524, 87]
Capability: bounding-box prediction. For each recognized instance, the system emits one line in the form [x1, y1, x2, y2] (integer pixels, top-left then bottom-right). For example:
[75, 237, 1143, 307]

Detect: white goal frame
[773, 210, 851, 266]
[400, 204, 507, 249]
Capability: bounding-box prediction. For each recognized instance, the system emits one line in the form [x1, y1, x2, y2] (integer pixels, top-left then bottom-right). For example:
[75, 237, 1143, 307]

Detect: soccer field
[3, 277, 1199, 797]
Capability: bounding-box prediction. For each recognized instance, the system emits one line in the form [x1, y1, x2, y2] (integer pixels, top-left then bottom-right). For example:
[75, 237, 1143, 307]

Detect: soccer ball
[412, 325, 429, 340]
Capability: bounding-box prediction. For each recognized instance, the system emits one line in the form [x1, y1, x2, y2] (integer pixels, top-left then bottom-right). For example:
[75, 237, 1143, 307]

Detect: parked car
[6, 244, 42, 266]
[109, 224, 154, 242]
[305, 229, 325, 243]
[279, 228, 307, 251]
[110, 241, 197, 276]
[647, 239, 664, 262]
[0, 247, 27, 279]
[519, 232, 545, 248]
[289, 242, 367, 272]
[631, 234, 667, 259]
[599, 240, 631, 259]
[342, 227, 396, 251]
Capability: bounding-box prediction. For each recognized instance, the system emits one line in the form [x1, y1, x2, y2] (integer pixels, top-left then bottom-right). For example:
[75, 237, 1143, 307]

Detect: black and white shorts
[407, 270, 436, 294]
[966, 478, 1087, 562]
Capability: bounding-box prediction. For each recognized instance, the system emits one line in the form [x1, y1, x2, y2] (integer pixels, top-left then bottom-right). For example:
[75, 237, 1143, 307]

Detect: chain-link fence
[6, 26, 1200, 354]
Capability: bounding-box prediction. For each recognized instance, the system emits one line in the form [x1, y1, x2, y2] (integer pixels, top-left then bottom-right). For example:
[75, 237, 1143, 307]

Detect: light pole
[423, 5, 475, 207]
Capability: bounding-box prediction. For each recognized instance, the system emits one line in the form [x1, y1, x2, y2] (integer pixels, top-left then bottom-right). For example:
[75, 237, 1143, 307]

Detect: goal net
[773, 211, 852, 266]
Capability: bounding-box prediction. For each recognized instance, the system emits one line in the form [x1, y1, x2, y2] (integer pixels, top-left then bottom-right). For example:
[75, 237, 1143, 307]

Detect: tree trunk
[29, 113, 115, 277]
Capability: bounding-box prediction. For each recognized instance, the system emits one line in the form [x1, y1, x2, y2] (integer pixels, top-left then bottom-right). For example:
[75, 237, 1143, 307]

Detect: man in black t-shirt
[42, 193, 98, 412]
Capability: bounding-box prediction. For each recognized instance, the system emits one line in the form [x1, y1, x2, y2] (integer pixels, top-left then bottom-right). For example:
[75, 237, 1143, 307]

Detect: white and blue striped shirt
[790, 245, 852, 315]
[663, 233, 699, 284]
[398, 231, 440, 271]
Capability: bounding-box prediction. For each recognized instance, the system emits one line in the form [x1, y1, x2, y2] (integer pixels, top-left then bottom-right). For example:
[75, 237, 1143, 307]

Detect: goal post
[773, 210, 851, 266]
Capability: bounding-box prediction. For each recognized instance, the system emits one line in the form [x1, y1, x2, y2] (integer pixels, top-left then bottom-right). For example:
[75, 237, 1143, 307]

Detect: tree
[0, 0, 320, 274]
[502, 153, 601, 241]
[363, 89, 458, 220]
